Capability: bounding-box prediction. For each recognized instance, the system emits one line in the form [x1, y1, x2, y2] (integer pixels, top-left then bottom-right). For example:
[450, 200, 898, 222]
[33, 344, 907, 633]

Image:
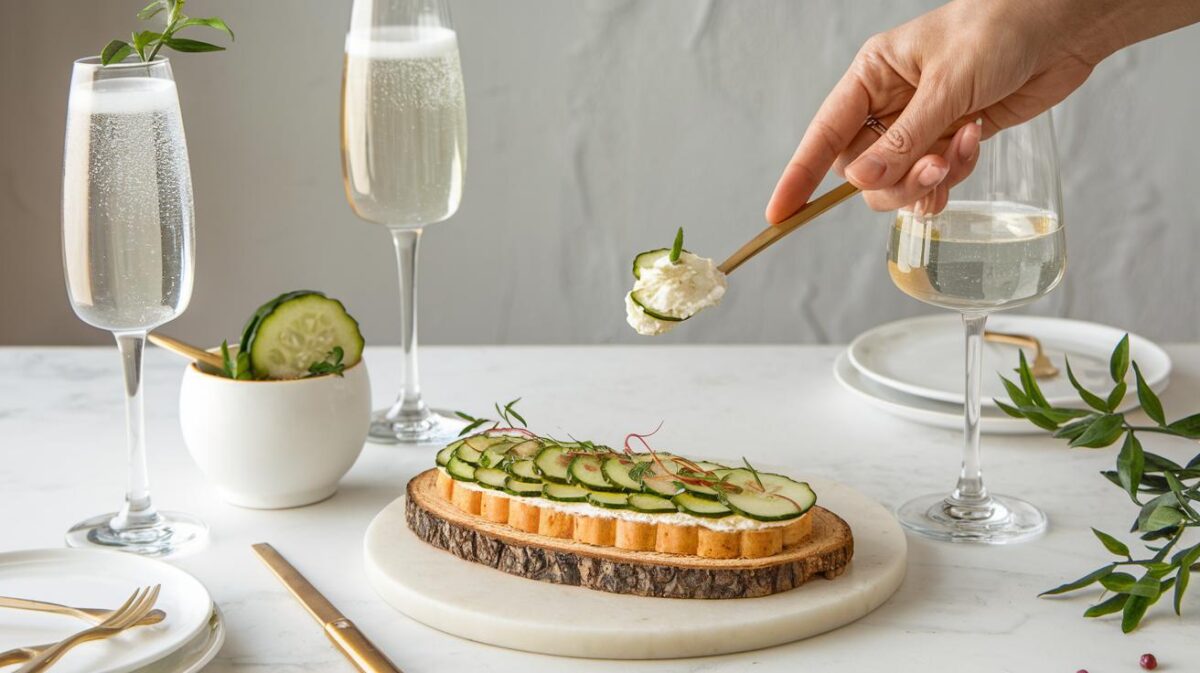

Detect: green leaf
[100, 40, 133, 65]
[1064, 356, 1109, 412]
[1092, 528, 1131, 558]
[1017, 351, 1050, 408]
[1105, 381, 1128, 412]
[1099, 572, 1136, 593]
[668, 227, 684, 263]
[163, 37, 225, 52]
[1121, 594, 1150, 632]
[136, 0, 167, 20]
[1144, 505, 1184, 532]
[993, 399, 1025, 419]
[1135, 492, 1178, 532]
[175, 16, 235, 40]
[1166, 413, 1200, 439]
[132, 30, 162, 58]
[1014, 406, 1090, 424]
[1109, 334, 1130, 384]
[1174, 544, 1200, 615]
[1054, 418, 1095, 441]
[1143, 452, 1183, 472]
[1128, 573, 1163, 599]
[1040, 563, 1115, 596]
[1069, 414, 1125, 448]
[1084, 592, 1128, 618]
[1117, 432, 1145, 502]
[999, 375, 1033, 407]
[458, 418, 488, 436]
[1132, 362, 1165, 425]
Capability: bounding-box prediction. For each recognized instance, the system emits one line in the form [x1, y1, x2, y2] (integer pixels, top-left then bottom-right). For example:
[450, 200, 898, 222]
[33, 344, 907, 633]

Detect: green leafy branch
[999, 335, 1200, 632]
[101, 0, 233, 65]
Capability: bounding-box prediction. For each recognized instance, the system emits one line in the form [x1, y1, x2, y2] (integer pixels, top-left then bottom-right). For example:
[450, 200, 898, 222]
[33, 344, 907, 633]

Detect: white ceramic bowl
[179, 355, 371, 509]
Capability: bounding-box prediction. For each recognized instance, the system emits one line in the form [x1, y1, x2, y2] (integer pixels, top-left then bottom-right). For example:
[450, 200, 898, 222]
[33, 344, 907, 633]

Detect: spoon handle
[147, 333, 226, 370]
[718, 181, 859, 275]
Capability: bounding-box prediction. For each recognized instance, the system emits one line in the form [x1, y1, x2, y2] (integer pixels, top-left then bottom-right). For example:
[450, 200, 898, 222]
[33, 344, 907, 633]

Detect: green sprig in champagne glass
[886, 112, 1065, 543]
[341, 0, 468, 444]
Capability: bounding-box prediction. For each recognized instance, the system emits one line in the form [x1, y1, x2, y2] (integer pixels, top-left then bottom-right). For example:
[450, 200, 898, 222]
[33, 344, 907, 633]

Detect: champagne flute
[886, 113, 1065, 543]
[342, 0, 468, 444]
[62, 56, 206, 557]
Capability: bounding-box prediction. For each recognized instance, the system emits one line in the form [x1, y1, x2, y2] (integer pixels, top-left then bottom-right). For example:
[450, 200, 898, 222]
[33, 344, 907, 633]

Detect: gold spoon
[147, 332, 225, 371]
[984, 330, 1060, 379]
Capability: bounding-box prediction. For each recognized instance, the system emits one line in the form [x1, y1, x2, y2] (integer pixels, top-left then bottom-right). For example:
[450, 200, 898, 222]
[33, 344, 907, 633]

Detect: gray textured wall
[2, 0, 1198, 347]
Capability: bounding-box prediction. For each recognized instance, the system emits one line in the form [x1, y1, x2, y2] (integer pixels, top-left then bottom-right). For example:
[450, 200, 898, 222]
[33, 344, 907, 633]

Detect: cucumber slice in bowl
[242, 291, 365, 379]
[717, 469, 816, 521]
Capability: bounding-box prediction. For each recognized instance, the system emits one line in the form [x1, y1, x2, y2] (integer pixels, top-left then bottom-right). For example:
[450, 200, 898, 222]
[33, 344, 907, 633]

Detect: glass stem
[949, 312, 992, 514]
[386, 227, 429, 420]
[111, 331, 161, 532]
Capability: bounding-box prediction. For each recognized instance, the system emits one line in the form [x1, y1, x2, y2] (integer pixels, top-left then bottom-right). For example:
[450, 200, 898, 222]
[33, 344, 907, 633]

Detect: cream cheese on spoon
[625, 229, 727, 336]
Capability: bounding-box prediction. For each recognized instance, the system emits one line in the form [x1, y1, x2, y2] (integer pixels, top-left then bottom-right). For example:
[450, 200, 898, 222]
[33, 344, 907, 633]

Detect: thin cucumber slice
[464, 434, 506, 452]
[587, 492, 630, 509]
[435, 445, 456, 467]
[641, 473, 681, 497]
[508, 439, 543, 459]
[632, 248, 691, 279]
[543, 483, 589, 502]
[446, 456, 476, 482]
[568, 455, 619, 492]
[534, 446, 571, 484]
[473, 467, 509, 490]
[480, 448, 510, 469]
[602, 457, 643, 492]
[679, 480, 721, 500]
[717, 469, 816, 521]
[629, 289, 687, 322]
[673, 492, 732, 518]
[244, 292, 365, 379]
[504, 478, 544, 497]
[454, 444, 482, 465]
[506, 459, 542, 483]
[628, 493, 677, 513]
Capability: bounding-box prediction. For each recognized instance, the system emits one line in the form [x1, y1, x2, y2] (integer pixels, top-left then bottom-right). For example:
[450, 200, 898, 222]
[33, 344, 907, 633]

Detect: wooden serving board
[364, 473, 907, 658]
[405, 469, 852, 599]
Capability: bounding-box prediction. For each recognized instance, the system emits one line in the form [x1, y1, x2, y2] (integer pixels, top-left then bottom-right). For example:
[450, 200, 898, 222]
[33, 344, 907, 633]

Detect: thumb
[845, 80, 962, 190]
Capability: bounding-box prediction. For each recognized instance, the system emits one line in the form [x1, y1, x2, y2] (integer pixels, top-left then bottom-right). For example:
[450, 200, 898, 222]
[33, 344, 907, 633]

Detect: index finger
[765, 72, 870, 224]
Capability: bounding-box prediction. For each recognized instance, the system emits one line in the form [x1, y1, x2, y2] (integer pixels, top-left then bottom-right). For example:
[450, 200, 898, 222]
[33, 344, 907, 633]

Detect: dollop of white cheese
[625, 252, 727, 336]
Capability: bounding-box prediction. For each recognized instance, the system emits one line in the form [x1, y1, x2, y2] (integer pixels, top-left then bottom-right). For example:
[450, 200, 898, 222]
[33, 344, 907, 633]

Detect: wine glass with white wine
[61, 56, 206, 557]
[342, 0, 468, 444]
[886, 112, 1065, 543]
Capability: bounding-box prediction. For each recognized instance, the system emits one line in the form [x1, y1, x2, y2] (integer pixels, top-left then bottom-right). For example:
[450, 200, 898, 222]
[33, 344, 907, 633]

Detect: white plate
[364, 476, 906, 659]
[847, 315, 1171, 408]
[835, 351, 1043, 434]
[0, 549, 213, 673]
[139, 606, 224, 673]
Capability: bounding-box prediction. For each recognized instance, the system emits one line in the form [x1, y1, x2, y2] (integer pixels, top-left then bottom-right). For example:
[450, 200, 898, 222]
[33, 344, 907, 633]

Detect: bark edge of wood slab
[404, 469, 854, 599]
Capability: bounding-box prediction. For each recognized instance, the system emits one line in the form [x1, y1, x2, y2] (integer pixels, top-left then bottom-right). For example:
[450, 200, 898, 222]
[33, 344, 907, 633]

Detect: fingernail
[918, 162, 949, 187]
[847, 154, 886, 184]
[958, 125, 980, 162]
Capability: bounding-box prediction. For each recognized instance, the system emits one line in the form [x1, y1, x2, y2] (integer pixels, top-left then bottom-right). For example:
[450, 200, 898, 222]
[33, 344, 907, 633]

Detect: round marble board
[363, 475, 906, 659]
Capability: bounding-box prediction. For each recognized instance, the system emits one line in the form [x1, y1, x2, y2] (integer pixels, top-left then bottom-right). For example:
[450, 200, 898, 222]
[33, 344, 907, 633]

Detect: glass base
[368, 407, 466, 445]
[897, 492, 1047, 544]
[65, 510, 208, 558]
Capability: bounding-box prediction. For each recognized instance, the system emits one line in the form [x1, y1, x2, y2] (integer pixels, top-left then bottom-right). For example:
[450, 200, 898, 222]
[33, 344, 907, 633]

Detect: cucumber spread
[625, 231, 727, 336]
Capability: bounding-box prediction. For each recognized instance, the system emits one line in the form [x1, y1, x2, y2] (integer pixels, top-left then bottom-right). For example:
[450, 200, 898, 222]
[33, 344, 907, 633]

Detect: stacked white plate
[0, 549, 223, 673]
[834, 315, 1171, 434]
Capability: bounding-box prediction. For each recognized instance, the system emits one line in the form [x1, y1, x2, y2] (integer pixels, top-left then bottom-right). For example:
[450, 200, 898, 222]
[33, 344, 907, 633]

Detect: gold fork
[0, 597, 166, 668]
[9, 586, 160, 673]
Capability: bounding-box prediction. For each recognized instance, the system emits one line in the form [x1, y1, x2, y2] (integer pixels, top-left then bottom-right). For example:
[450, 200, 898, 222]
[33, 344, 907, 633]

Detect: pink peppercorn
[1140, 653, 1158, 670]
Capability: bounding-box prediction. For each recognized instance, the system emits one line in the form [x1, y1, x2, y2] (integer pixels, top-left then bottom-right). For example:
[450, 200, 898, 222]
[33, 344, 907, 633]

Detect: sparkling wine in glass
[886, 113, 1065, 543]
[342, 0, 468, 444]
[61, 56, 206, 557]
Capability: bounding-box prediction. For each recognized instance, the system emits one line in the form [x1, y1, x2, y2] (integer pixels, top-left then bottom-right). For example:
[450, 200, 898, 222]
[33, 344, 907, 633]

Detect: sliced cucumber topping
[474, 467, 509, 490]
[508, 439, 543, 459]
[628, 493, 677, 513]
[506, 459, 542, 483]
[534, 446, 571, 484]
[601, 457, 643, 491]
[479, 447, 509, 469]
[454, 444, 483, 465]
[632, 248, 691, 280]
[673, 492, 732, 518]
[243, 292, 365, 379]
[587, 492, 629, 509]
[435, 445, 456, 467]
[504, 478, 544, 497]
[568, 455, 619, 491]
[717, 469, 815, 521]
[464, 434, 506, 452]
[446, 456, 476, 482]
[629, 289, 687, 322]
[543, 483, 589, 502]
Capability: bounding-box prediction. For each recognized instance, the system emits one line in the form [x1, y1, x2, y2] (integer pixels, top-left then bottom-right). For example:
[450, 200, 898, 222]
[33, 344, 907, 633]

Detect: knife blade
[252, 543, 402, 673]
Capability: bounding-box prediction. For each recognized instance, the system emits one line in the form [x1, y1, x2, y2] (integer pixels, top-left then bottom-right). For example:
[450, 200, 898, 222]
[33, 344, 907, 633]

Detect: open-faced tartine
[432, 429, 818, 560]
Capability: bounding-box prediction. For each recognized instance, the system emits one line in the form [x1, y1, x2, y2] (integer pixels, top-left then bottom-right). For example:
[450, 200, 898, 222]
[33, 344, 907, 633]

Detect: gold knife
[252, 543, 402, 673]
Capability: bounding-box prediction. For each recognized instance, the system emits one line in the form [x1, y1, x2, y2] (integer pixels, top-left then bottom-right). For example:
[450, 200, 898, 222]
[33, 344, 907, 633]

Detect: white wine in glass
[342, 0, 468, 444]
[62, 56, 206, 557]
[886, 113, 1065, 544]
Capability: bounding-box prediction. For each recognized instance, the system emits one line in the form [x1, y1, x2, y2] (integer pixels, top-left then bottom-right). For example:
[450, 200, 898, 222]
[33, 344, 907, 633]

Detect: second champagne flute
[341, 0, 467, 444]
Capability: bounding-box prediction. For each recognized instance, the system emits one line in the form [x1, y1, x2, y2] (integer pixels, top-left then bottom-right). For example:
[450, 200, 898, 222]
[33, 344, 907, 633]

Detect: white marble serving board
[363, 477, 906, 659]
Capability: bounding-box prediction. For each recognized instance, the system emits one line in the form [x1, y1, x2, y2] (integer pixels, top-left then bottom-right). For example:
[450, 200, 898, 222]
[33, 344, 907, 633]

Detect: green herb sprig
[306, 346, 346, 378]
[101, 0, 234, 65]
[220, 340, 252, 380]
[669, 227, 684, 263]
[1000, 335, 1200, 632]
[454, 398, 526, 436]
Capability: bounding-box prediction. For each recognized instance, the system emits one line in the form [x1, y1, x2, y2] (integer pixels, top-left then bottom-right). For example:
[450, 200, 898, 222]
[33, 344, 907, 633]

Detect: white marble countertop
[2, 345, 1198, 672]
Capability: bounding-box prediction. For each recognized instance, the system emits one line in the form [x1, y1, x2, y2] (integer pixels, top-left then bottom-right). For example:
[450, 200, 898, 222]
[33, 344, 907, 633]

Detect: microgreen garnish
[101, 0, 234, 66]
[220, 340, 252, 380]
[627, 461, 652, 484]
[454, 398, 528, 436]
[1000, 335, 1200, 633]
[669, 227, 685, 263]
[305, 346, 346, 378]
[742, 457, 766, 490]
